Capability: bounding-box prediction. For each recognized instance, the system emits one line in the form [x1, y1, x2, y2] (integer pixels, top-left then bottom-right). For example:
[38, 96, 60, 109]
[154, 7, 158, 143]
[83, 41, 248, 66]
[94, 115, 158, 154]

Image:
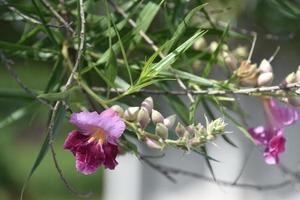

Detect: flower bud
[193, 38, 206, 50]
[285, 72, 296, 84]
[258, 59, 273, 73]
[257, 72, 274, 86]
[236, 61, 258, 86]
[175, 123, 186, 138]
[124, 107, 139, 121]
[137, 107, 150, 129]
[141, 97, 153, 114]
[144, 137, 163, 150]
[155, 123, 169, 140]
[110, 105, 124, 117]
[151, 110, 164, 124]
[223, 51, 238, 70]
[186, 125, 196, 136]
[209, 41, 218, 53]
[207, 118, 226, 135]
[163, 115, 176, 129]
[233, 46, 247, 58]
[296, 66, 300, 82]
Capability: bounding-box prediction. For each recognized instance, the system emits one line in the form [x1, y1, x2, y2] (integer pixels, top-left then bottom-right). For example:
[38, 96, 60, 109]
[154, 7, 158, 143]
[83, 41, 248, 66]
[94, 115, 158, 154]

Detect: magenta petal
[75, 143, 105, 175]
[268, 99, 299, 126]
[263, 134, 286, 165]
[248, 126, 269, 145]
[98, 109, 126, 142]
[102, 143, 119, 170]
[70, 111, 102, 134]
[64, 131, 89, 155]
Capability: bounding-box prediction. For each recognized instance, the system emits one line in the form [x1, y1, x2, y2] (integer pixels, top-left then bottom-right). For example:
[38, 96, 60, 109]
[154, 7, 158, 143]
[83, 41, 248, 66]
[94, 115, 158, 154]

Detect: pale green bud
[151, 110, 164, 124]
[163, 115, 176, 129]
[296, 66, 300, 82]
[155, 123, 169, 140]
[193, 37, 206, 50]
[124, 107, 139, 121]
[207, 118, 226, 135]
[144, 137, 163, 150]
[285, 72, 296, 84]
[175, 123, 186, 138]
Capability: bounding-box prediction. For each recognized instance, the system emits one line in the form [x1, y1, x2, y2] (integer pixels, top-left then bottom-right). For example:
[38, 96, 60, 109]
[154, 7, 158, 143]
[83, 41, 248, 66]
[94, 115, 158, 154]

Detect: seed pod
[258, 59, 273, 73]
[124, 107, 139, 121]
[151, 110, 164, 124]
[155, 123, 169, 140]
[163, 115, 176, 129]
[257, 72, 274, 86]
[137, 107, 150, 129]
[141, 97, 153, 114]
[110, 105, 124, 117]
[175, 123, 186, 138]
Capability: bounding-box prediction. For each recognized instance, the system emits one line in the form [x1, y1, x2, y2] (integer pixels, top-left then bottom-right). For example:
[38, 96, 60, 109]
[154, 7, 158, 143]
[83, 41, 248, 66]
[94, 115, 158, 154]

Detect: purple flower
[248, 98, 299, 165]
[64, 109, 126, 175]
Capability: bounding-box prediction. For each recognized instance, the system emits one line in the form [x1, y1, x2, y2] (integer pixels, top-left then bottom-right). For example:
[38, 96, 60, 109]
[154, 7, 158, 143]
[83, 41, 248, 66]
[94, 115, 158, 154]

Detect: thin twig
[47, 0, 87, 196]
[92, 82, 300, 96]
[40, 0, 75, 34]
[141, 157, 292, 190]
[108, 0, 195, 103]
[0, 0, 65, 28]
[0, 52, 53, 109]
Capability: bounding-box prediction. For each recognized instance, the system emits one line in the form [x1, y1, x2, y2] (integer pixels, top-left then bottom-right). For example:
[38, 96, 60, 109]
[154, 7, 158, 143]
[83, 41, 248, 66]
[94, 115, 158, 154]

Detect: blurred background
[1, 0, 300, 200]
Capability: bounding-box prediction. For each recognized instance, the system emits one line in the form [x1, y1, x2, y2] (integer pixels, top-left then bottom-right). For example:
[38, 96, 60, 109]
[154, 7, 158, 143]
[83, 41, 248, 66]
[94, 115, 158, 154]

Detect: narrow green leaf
[21, 104, 65, 199]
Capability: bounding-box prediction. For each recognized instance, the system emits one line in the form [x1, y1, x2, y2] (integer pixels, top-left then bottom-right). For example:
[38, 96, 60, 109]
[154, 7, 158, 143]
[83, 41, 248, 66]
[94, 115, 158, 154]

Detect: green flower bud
[163, 115, 176, 129]
[137, 107, 150, 129]
[193, 38, 206, 50]
[124, 107, 139, 121]
[151, 110, 164, 124]
[207, 118, 226, 135]
[285, 72, 296, 84]
[175, 123, 186, 138]
[155, 123, 168, 140]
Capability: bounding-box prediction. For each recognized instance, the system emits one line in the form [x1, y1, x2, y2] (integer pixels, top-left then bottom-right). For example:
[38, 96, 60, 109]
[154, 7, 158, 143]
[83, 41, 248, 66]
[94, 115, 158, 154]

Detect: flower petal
[98, 109, 126, 143]
[263, 133, 285, 165]
[64, 130, 89, 155]
[75, 143, 104, 175]
[248, 126, 269, 145]
[70, 111, 102, 134]
[268, 99, 299, 126]
[102, 143, 119, 169]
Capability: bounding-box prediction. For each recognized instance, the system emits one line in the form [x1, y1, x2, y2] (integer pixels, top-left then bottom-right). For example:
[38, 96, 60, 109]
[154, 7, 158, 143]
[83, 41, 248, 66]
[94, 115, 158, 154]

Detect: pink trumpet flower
[248, 98, 299, 165]
[64, 109, 126, 175]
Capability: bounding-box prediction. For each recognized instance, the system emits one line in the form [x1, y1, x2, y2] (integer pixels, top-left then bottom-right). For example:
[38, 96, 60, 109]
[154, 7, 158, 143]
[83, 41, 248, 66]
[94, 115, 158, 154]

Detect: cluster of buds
[111, 97, 227, 151]
[174, 118, 226, 150]
[283, 66, 300, 106]
[192, 39, 247, 73]
[235, 58, 274, 87]
[112, 97, 176, 144]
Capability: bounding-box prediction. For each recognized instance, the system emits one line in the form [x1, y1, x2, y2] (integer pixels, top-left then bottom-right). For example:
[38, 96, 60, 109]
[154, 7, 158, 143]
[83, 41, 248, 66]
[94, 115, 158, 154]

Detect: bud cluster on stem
[112, 97, 227, 151]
